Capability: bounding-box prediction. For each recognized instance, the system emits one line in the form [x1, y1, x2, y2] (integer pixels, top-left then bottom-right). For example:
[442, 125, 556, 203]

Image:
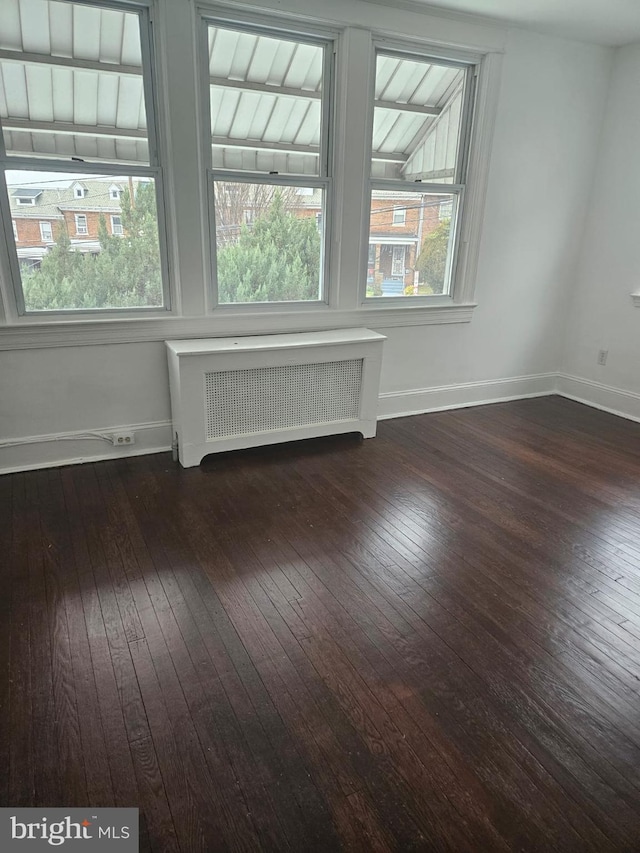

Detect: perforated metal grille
[205, 359, 363, 440]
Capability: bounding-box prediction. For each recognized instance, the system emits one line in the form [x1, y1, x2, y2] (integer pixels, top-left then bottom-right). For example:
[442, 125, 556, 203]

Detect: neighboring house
[234, 185, 450, 294]
[9, 179, 128, 271]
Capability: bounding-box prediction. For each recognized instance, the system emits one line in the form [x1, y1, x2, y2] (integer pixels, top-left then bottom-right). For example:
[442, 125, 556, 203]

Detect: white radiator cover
[166, 329, 386, 467]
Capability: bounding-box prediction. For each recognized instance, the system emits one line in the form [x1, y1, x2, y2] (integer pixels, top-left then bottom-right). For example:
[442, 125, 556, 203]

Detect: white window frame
[198, 9, 336, 312]
[39, 221, 53, 242]
[392, 206, 406, 226]
[362, 41, 479, 308]
[73, 183, 86, 199]
[11, 219, 17, 240]
[0, 0, 172, 319]
[0, 0, 501, 346]
[109, 185, 121, 200]
[111, 214, 124, 236]
[74, 214, 88, 236]
[15, 196, 36, 206]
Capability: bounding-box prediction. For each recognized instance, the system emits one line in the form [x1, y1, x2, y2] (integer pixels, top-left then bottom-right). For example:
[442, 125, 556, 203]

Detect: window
[13, 189, 40, 206]
[39, 222, 53, 243]
[204, 19, 332, 304]
[366, 47, 475, 300]
[0, 0, 168, 314]
[439, 199, 454, 221]
[0, 1, 493, 338]
[12, 220, 17, 240]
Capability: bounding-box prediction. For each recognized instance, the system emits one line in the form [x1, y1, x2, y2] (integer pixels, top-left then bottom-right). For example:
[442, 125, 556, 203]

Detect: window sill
[0, 302, 476, 350]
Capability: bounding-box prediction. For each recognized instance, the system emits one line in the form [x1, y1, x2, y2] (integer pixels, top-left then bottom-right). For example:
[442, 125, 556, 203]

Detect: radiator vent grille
[205, 359, 363, 440]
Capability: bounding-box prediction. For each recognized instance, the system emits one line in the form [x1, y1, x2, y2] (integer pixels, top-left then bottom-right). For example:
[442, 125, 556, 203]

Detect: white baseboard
[556, 373, 640, 425]
[377, 372, 557, 420]
[0, 420, 172, 475]
[3, 371, 640, 475]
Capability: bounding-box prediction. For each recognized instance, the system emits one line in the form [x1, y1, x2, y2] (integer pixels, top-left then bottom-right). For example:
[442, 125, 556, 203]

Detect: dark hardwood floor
[3, 395, 640, 851]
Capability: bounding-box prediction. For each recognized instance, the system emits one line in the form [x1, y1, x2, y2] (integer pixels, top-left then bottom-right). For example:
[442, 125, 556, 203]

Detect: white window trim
[11, 219, 17, 240]
[0, 0, 503, 343]
[392, 207, 406, 226]
[111, 214, 123, 235]
[199, 10, 336, 311]
[74, 214, 88, 236]
[362, 41, 477, 307]
[0, 0, 172, 321]
[39, 221, 53, 242]
[15, 197, 36, 206]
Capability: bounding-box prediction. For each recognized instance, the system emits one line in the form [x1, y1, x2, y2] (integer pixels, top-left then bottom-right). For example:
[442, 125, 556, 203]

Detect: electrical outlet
[112, 431, 135, 447]
[597, 349, 608, 366]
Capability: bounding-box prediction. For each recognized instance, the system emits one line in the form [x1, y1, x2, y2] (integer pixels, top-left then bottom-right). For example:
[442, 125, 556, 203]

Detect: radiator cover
[166, 329, 386, 468]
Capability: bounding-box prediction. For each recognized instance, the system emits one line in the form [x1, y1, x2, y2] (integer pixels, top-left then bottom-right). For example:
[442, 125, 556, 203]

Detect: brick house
[367, 192, 450, 295]
[9, 179, 129, 271]
[233, 185, 451, 295]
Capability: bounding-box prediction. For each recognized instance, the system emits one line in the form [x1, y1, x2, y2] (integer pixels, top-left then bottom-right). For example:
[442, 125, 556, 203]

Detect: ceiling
[388, 0, 640, 47]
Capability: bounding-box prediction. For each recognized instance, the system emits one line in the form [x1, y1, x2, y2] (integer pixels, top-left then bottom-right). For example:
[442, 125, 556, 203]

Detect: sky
[6, 170, 119, 188]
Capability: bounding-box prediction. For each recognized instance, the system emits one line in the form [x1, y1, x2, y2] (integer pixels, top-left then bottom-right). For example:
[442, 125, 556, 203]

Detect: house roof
[8, 177, 128, 218]
[12, 186, 42, 198]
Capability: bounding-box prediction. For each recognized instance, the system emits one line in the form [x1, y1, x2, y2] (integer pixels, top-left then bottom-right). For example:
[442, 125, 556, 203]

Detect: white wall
[560, 43, 640, 421]
[0, 8, 615, 472]
[378, 28, 612, 403]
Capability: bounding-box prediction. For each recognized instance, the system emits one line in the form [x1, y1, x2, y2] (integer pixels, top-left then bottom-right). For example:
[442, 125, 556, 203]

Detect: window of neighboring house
[39, 221, 53, 242]
[0, 0, 168, 314]
[439, 198, 453, 221]
[12, 219, 17, 240]
[204, 18, 332, 304]
[366, 47, 475, 300]
[111, 215, 123, 236]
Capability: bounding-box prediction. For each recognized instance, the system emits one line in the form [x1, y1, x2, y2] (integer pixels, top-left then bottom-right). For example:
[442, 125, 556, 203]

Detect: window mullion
[330, 27, 374, 311]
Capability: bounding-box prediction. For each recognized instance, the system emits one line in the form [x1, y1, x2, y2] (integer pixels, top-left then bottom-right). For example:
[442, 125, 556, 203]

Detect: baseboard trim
[556, 373, 640, 425]
[377, 373, 557, 420]
[0, 420, 172, 475]
[3, 371, 640, 475]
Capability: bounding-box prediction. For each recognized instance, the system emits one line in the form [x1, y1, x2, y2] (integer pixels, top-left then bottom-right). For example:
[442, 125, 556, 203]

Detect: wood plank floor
[2, 396, 640, 851]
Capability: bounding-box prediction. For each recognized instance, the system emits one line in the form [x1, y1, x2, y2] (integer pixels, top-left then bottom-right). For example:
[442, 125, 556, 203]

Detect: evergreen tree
[217, 193, 321, 303]
[415, 218, 451, 294]
[21, 181, 162, 311]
